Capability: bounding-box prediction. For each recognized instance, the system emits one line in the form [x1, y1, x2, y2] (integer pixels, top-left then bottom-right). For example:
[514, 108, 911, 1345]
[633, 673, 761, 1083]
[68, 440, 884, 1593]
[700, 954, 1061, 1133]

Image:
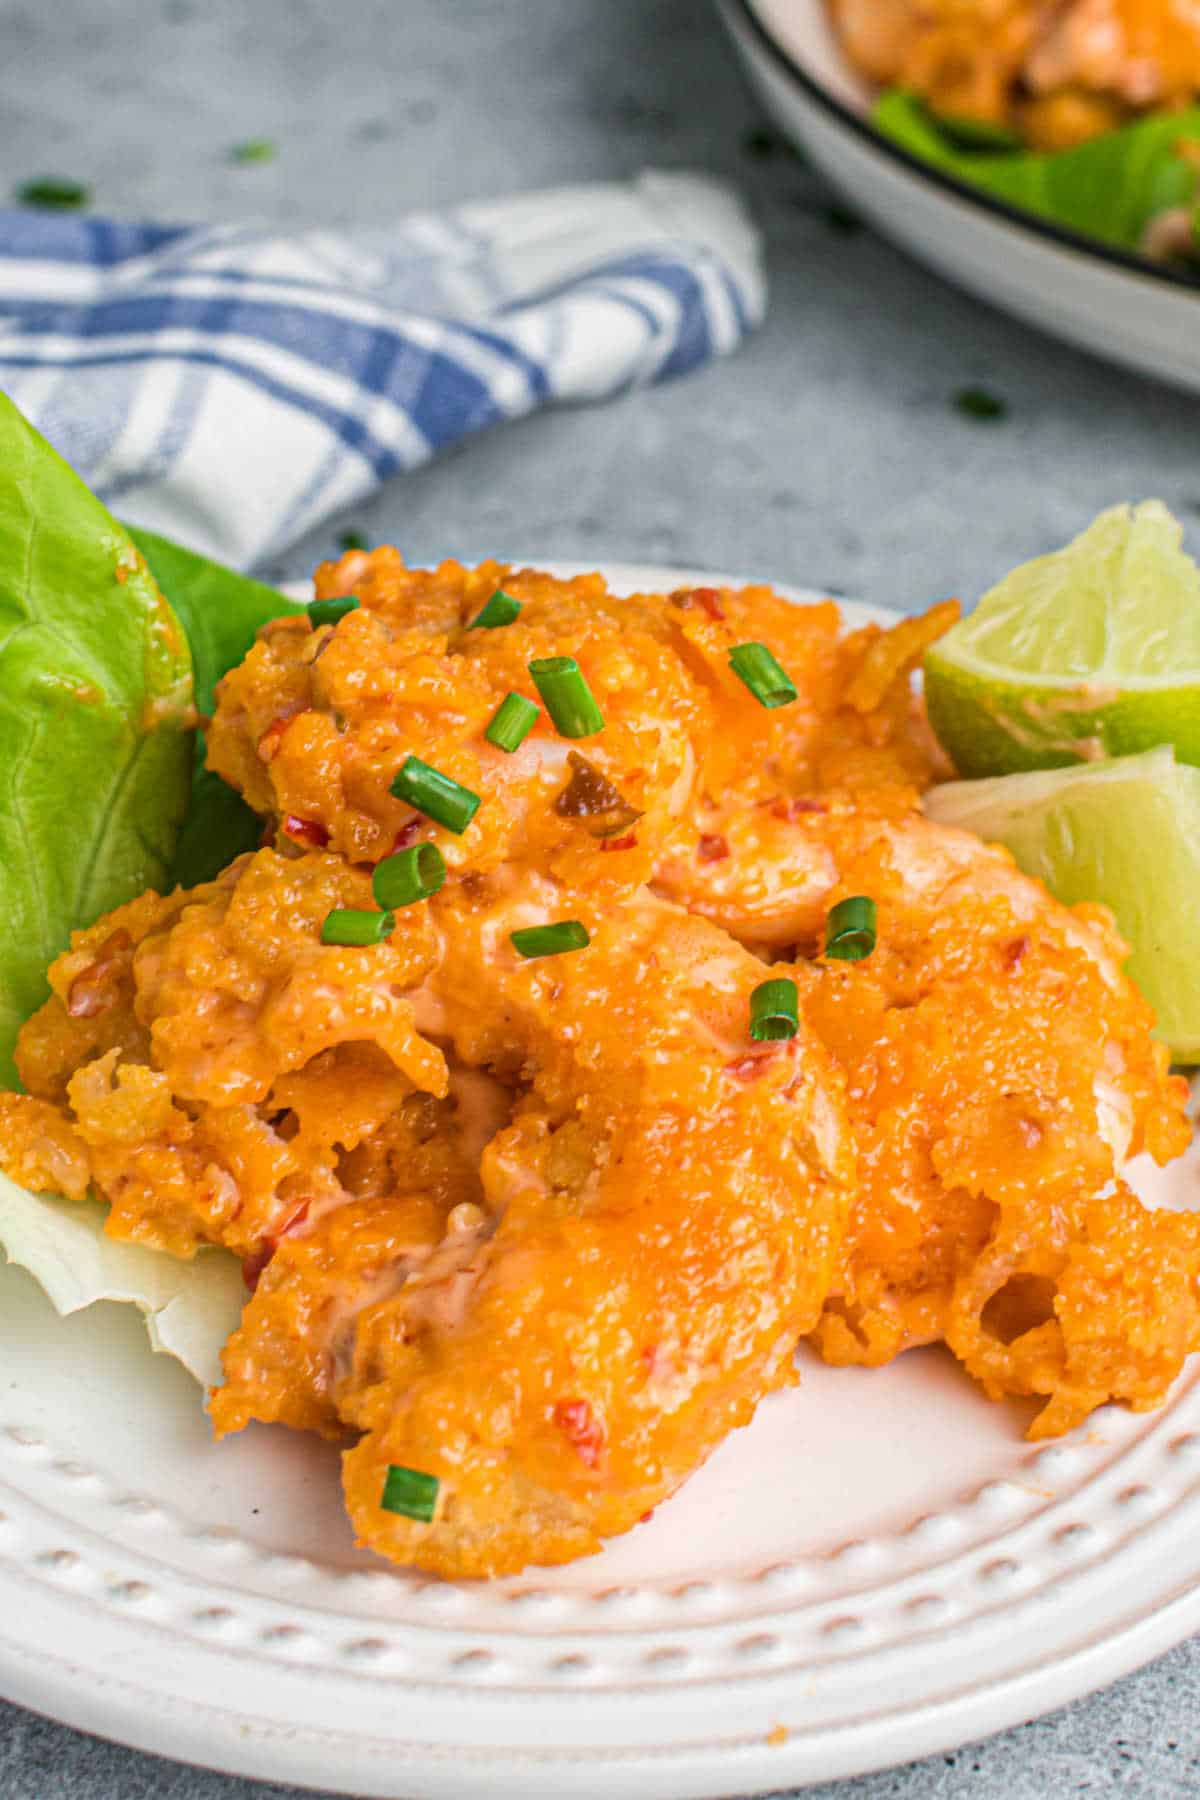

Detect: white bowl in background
[718, 0, 1200, 393]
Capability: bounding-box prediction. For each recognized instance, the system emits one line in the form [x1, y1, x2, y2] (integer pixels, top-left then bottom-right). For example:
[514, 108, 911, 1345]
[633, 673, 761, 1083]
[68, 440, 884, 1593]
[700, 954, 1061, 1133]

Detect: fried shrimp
[0, 850, 455, 1260]
[215, 877, 855, 1576]
[206, 549, 950, 902]
[706, 805, 1195, 1436]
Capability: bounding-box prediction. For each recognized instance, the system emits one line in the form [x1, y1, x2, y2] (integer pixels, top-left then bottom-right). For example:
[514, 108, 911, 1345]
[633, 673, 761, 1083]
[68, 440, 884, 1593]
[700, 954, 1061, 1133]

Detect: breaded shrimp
[0, 850, 453, 1260]
[686, 803, 1195, 1436]
[206, 551, 950, 903]
[217, 878, 855, 1576]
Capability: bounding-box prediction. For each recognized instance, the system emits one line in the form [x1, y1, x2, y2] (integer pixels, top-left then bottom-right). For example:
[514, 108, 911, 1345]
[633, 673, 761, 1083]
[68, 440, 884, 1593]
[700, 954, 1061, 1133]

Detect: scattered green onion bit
[390, 755, 481, 834]
[529, 656, 605, 739]
[728, 642, 799, 710]
[486, 691, 539, 753]
[510, 920, 590, 959]
[824, 895, 877, 962]
[339, 528, 368, 553]
[954, 386, 1007, 422]
[471, 589, 522, 629]
[373, 842, 445, 909]
[749, 977, 800, 1042]
[307, 593, 359, 629]
[231, 138, 278, 165]
[17, 176, 90, 210]
[380, 1463, 440, 1523]
[321, 906, 395, 947]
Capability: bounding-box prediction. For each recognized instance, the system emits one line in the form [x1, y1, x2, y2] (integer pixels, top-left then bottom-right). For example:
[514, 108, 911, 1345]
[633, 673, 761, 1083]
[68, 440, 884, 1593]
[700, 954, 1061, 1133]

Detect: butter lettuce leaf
[874, 92, 1200, 255]
[0, 397, 194, 1086]
[128, 526, 307, 887]
[0, 1169, 242, 1388]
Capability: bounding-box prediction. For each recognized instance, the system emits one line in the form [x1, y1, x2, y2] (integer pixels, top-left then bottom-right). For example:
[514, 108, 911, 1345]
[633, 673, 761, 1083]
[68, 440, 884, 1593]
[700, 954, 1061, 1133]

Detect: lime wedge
[924, 501, 1200, 777]
[924, 747, 1200, 1060]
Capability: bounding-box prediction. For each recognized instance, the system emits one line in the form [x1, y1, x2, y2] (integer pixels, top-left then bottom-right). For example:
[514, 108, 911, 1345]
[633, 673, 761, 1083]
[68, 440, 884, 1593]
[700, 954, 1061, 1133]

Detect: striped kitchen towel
[0, 172, 764, 569]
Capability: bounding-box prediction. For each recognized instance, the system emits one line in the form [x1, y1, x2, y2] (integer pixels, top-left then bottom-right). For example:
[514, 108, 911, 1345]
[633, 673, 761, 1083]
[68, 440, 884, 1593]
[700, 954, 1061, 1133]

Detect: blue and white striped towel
[0, 172, 764, 569]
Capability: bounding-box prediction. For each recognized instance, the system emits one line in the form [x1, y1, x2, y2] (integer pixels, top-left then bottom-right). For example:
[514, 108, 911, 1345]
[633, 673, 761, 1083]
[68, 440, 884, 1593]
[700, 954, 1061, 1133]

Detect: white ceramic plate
[3, 562, 1200, 1800]
[717, 0, 1200, 393]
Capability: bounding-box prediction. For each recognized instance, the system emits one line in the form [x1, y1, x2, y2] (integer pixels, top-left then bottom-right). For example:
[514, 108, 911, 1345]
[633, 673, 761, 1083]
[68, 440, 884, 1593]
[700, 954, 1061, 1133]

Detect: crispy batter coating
[332, 882, 852, 1575]
[4, 850, 447, 1258]
[206, 552, 949, 894]
[781, 812, 1195, 1435]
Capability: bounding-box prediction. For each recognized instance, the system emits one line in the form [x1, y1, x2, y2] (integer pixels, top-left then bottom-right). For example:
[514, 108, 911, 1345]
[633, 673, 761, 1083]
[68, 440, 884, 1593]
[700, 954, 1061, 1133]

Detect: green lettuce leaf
[129, 526, 307, 886]
[0, 1169, 244, 1388]
[874, 92, 1200, 254]
[0, 397, 194, 1087]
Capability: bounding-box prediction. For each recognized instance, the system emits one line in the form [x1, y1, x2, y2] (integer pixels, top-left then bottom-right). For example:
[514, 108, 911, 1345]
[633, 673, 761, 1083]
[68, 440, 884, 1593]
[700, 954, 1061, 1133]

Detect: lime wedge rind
[925, 501, 1200, 778]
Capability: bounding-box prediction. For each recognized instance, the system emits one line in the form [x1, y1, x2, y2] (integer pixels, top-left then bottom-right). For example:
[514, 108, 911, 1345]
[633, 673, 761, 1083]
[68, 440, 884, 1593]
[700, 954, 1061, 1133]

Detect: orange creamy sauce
[1, 552, 1194, 1574]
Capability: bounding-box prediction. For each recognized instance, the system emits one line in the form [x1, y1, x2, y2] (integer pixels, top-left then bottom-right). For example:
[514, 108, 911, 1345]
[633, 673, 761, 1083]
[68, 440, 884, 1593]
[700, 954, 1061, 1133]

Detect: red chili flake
[390, 817, 423, 853]
[670, 585, 725, 620]
[770, 796, 828, 821]
[66, 930, 133, 1019]
[600, 832, 638, 853]
[283, 814, 329, 848]
[1004, 936, 1030, 969]
[240, 1246, 273, 1293]
[553, 1398, 605, 1468]
[240, 1201, 311, 1293]
[697, 833, 729, 864]
[725, 1050, 776, 1082]
[639, 1509, 656, 1524]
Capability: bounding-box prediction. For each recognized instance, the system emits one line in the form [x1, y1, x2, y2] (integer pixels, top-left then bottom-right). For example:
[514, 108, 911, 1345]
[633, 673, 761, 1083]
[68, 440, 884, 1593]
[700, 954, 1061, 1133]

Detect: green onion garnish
[230, 138, 278, 165]
[529, 657, 605, 739]
[339, 528, 368, 553]
[728, 643, 799, 710]
[824, 896, 877, 961]
[372, 842, 445, 909]
[749, 977, 800, 1042]
[485, 691, 539, 753]
[307, 594, 359, 629]
[380, 1464, 440, 1523]
[954, 386, 1007, 422]
[390, 755, 481, 835]
[321, 907, 395, 946]
[16, 176, 91, 210]
[510, 920, 590, 959]
[471, 589, 521, 629]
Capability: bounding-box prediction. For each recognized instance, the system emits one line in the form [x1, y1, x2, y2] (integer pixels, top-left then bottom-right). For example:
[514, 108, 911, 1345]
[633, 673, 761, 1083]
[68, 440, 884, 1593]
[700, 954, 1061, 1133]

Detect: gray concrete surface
[2, 0, 1200, 1794]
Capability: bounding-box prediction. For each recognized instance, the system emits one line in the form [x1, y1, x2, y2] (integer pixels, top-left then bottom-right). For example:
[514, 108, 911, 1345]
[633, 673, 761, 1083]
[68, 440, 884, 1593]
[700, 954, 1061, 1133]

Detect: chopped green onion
[728, 642, 799, 710]
[749, 977, 800, 1042]
[321, 907, 395, 946]
[307, 594, 359, 630]
[510, 920, 590, 959]
[373, 842, 445, 909]
[17, 176, 90, 210]
[380, 1464, 440, 1523]
[954, 386, 1007, 422]
[339, 528, 368, 553]
[824, 895, 877, 961]
[471, 589, 522, 629]
[230, 138, 278, 165]
[529, 656, 605, 739]
[485, 691, 539, 753]
[390, 755, 481, 834]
